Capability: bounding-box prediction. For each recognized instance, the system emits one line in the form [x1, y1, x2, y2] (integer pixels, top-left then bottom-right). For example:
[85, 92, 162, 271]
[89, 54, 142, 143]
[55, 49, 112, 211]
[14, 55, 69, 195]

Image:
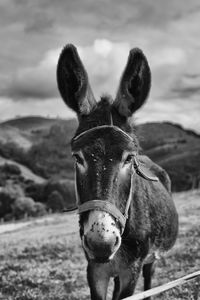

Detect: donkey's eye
[124, 154, 133, 165]
[73, 153, 84, 165]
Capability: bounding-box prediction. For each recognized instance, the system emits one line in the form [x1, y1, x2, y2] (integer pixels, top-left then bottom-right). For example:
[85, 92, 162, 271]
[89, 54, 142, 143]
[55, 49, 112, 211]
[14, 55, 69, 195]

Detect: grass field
[0, 190, 200, 300]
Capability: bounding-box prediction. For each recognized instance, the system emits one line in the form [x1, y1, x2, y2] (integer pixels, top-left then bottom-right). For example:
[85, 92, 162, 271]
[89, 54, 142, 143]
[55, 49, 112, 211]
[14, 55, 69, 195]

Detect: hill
[0, 116, 77, 149]
[137, 122, 200, 191]
[0, 156, 45, 184]
[0, 125, 32, 149]
[1, 116, 66, 132]
[0, 116, 199, 191]
[1, 116, 77, 135]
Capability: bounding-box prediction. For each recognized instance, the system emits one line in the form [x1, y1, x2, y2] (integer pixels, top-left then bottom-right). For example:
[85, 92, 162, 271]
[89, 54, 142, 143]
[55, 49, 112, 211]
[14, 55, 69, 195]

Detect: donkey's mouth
[84, 248, 111, 263]
[83, 240, 111, 263]
[83, 245, 117, 264]
[93, 257, 111, 264]
[82, 234, 119, 264]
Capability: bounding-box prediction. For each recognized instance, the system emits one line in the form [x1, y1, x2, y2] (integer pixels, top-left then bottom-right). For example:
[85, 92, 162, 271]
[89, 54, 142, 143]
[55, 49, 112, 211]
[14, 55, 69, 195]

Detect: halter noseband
[69, 120, 159, 234]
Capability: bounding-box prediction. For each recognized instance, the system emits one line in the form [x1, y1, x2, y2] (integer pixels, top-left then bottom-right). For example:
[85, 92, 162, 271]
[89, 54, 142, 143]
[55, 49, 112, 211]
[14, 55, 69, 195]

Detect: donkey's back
[135, 155, 178, 252]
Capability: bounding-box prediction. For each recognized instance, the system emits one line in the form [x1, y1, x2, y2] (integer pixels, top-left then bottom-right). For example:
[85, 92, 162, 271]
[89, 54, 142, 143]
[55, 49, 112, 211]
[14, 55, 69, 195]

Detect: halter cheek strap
[78, 163, 135, 234]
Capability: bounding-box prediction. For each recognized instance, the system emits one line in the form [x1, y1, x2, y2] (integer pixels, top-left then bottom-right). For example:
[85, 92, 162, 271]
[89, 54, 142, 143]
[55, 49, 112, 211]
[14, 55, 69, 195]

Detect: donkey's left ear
[57, 44, 97, 115]
[113, 48, 151, 117]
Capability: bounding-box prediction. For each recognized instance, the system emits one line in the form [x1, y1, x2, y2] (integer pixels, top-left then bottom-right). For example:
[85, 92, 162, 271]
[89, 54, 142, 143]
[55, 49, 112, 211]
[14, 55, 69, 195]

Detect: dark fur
[57, 44, 178, 300]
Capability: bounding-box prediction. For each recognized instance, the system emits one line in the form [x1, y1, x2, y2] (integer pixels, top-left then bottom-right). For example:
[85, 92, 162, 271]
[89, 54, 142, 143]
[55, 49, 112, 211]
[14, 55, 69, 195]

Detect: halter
[67, 116, 158, 234]
[77, 162, 135, 234]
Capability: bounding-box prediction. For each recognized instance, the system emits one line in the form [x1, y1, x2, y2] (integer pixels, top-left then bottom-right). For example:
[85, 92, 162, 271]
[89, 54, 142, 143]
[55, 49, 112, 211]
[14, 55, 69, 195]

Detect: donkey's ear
[113, 48, 151, 117]
[57, 44, 97, 115]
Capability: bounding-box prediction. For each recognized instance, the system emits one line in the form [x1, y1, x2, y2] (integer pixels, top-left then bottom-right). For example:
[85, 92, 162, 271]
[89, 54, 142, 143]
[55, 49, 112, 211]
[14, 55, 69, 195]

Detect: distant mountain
[1, 116, 67, 131]
[0, 116, 77, 150]
[0, 116, 199, 191]
[136, 122, 200, 191]
[0, 156, 45, 184]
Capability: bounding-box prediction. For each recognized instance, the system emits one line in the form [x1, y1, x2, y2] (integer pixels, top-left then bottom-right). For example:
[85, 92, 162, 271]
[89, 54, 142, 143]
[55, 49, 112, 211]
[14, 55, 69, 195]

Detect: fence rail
[123, 270, 200, 300]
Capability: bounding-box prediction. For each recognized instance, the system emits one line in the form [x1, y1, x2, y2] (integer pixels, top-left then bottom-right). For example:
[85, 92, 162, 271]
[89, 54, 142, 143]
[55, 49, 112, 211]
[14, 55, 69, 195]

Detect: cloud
[0, 97, 75, 121]
[168, 73, 200, 99]
[2, 49, 60, 100]
[0, 0, 198, 83]
[3, 39, 130, 101]
[24, 12, 54, 33]
[150, 47, 186, 68]
[78, 39, 130, 98]
[2, 36, 200, 133]
[0, 0, 200, 132]
[2, 36, 190, 103]
[136, 97, 200, 132]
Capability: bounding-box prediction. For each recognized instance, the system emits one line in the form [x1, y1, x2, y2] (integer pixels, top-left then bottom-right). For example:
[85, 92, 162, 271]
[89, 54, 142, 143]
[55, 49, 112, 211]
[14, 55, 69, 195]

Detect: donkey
[57, 44, 178, 300]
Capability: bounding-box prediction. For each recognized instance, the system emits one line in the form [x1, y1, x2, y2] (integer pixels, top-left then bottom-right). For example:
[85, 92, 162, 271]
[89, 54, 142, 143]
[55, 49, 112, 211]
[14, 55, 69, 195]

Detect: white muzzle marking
[83, 210, 121, 260]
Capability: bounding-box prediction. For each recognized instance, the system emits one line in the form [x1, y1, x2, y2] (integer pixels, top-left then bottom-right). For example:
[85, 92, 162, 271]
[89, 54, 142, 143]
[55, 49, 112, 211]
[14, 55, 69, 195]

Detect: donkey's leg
[142, 261, 156, 300]
[87, 263, 110, 300]
[112, 275, 135, 300]
[112, 277, 120, 300]
[112, 262, 142, 300]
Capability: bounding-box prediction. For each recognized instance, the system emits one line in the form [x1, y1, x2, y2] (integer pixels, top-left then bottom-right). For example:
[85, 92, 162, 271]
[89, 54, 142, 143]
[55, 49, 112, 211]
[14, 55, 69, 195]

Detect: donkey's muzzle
[83, 233, 120, 263]
[82, 210, 121, 262]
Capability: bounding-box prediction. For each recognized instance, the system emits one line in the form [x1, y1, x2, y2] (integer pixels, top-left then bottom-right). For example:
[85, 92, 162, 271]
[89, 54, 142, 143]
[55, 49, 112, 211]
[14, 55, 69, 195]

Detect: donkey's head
[57, 44, 153, 263]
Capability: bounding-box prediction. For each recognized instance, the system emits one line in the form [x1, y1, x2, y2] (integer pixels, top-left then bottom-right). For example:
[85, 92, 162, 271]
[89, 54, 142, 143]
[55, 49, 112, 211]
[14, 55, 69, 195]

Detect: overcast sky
[0, 0, 200, 132]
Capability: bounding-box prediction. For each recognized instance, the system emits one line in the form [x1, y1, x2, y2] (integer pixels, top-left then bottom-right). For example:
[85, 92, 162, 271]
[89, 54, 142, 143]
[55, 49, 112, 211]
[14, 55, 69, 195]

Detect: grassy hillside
[1, 116, 69, 132]
[1, 116, 77, 136]
[0, 117, 77, 180]
[0, 156, 45, 184]
[0, 125, 32, 149]
[0, 190, 200, 299]
[137, 122, 200, 191]
[0, 117, 199, 191]
[0, 116, 77, 149]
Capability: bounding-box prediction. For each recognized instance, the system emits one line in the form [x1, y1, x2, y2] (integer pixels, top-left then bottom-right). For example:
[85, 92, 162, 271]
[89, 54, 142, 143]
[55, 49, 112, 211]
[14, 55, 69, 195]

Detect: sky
[0, 0, 200, 132]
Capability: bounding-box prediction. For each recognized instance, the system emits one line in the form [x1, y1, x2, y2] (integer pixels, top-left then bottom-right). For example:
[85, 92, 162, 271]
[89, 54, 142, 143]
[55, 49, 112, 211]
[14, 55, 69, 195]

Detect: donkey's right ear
[57, 44, 97, 115]
[113, 48, 151, 117]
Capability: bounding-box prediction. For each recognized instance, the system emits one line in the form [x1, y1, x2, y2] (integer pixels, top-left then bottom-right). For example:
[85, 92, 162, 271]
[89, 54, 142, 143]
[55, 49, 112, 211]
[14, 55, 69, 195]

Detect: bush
[0, 191, 15, 218]
[0, 182, 25, 220]
[5, 181, 24, 198]
[47, 190, 65, 212]
[0, 170, 7, 186]
[0, 164, 22, 185]
[25, 124, 74, 179]
[44, 179, 75, 209]
[0, 141, 27, 164]
[12, 197, 36, 219]
[25, 182, 46, 203]
[33, 202, 46, 217]
[2, 163, 21, 175]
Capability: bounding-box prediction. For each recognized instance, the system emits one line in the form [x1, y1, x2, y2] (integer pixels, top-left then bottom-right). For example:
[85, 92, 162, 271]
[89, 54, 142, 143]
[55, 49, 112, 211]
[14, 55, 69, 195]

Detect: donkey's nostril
[115, 236, 119, 247]
[84, 235, 92, 251]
